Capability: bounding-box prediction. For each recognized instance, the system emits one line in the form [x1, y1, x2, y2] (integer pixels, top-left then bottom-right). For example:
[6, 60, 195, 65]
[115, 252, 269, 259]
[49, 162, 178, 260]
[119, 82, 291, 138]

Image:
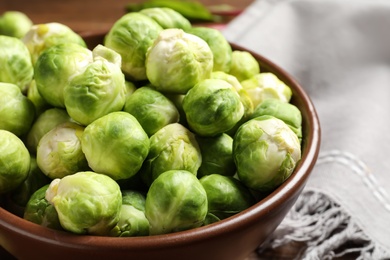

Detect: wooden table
[0, 0, 308, 259]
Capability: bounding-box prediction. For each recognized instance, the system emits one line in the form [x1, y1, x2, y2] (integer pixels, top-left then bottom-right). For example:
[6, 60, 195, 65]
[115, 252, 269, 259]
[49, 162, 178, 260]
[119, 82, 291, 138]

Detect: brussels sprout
[182, 79, 244, 137]
[34, 43, 93, 108]
[233, 115, 301, 192]
[0, 130, 30, 194]
[64, 45, 126, 126]
[140, 123, 201, 186]
[23, 184, 63, 230]
[241, 72, 292, 109]
[145, 170, 208, 235]
[164, 93, 187, 126]
[229, 50, 260, 82]
[0, 35, 33, 93]
[210, 71, 254, 134]
[0, 11, 32, 38]
[26, 80, 52, 118]
[22, 22, 86, 65]
[45, 171, 122, 235]
[0, 82, 35, 137]
[104, 12, 163, 81]
[26, 108, 72, 154]
[200, 174, 256, 220]
[140, 7, 192, 30]
[36, 122, 89, 179]
[187, 26, 232, 72]
[146, 28, 213, 94]
[251, 99, 302, 140]
[110, 190, 149, 237]
[81, 111, 150, 181]
[123, 86, 180, 136]
[8, 156, 51, 210]
[196, 133, 236, 178]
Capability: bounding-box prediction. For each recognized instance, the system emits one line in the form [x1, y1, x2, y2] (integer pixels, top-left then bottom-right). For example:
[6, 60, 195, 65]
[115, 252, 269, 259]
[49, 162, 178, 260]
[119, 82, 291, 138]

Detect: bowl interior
[0, 32, 321, 259]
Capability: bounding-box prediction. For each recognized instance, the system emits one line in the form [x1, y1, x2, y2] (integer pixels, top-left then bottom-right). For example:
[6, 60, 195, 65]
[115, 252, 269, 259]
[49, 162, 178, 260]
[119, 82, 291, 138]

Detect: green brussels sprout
[26, 108, 72, 154]
[0, 35, 33, 93]
[26, 80, 52, 118]
[229, 50, 260, 82]
[199, 174, 256, 220]
[34, 43, 93, 108]
[196, 133, 236, 178]
[123, 86, 180, 136]
[110, 190, 149, 237]
[146, 28, 213, 94]
[186, 26, 232, 72]
[0, 11, 32, 38]
[233, 115, 301, 192]
[23, 184, 63, 230]
[0, 130, 30, 194]
[251, 99, 302, 140]
[64, 45, 126, 126]
[45, 171, 122, 235]
[22, 22, 86, 65]
[0, 82, 35, 137]
[164, 93, 187, 126]
[8, 156, 51, 210]
[210, 71, 254, 134]
[241, 72, 292, 109]
[182, 79, 244, 137]
[140, 123, 201, 186]
[81, 111, 150, 181]
[145, 170, 208, 235]
[140, 7, 192, 30]
[36, 122, 89, 179]
[104, 12, 163, 81]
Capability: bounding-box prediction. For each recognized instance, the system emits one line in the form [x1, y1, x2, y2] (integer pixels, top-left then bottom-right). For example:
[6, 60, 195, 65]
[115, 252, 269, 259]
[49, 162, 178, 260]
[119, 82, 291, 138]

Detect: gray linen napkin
[223, 0, 390, 259]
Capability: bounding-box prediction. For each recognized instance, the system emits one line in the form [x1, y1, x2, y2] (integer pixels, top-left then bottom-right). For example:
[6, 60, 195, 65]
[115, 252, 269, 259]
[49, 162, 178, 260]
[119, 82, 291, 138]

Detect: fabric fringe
[257, 190, 390, 260]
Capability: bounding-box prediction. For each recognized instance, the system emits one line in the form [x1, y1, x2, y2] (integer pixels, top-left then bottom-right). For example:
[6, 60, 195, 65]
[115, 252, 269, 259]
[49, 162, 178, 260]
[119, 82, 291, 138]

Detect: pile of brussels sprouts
[0, 8, 302, 237]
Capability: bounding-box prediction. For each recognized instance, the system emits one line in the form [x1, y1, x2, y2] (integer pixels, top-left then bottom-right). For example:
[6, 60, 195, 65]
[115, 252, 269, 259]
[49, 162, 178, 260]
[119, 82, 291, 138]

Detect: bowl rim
[0, 38, 321, 251]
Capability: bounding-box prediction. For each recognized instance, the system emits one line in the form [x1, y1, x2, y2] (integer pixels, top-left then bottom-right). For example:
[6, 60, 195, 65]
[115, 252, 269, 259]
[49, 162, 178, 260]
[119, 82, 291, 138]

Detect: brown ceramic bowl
[0, 32, 321, 260]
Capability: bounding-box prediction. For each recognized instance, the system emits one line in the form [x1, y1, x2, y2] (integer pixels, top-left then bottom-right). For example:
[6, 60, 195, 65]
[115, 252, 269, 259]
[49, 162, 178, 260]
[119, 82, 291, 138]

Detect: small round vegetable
[110, 190, 149, 237]
[23, 184, 63, 231]
[45, 171, 122, 235]
[140, 123, 201, 186]
[64, 45, 126, 126]
[233, 115, 301, 192]
[34, 43, 93, 108]
[200, 174, 255, 220]
[22, 22, 86, 65]
[229, 50, 260, 82]
[123, 86, 180, 136]
[182, 79, 244, 136]
[0, 35, 34, 93]
[196, 133, 236, 178]
[146, 28, 213, 94]
[241, 72, 292, 109]
[0, 82, 35, 137]
[187, 26, 232, 72]
[104, 12, 163, 81]
[26, 108, 72, 154]
[251, 99, 302, 140]
[0, 11, 32, 38]
[81, 111, 150, 181]
[36, 122, 89, 179]
[140, 7, 192, 30]
[0, 130, 30, 194]
[145, 170, 208, 235]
